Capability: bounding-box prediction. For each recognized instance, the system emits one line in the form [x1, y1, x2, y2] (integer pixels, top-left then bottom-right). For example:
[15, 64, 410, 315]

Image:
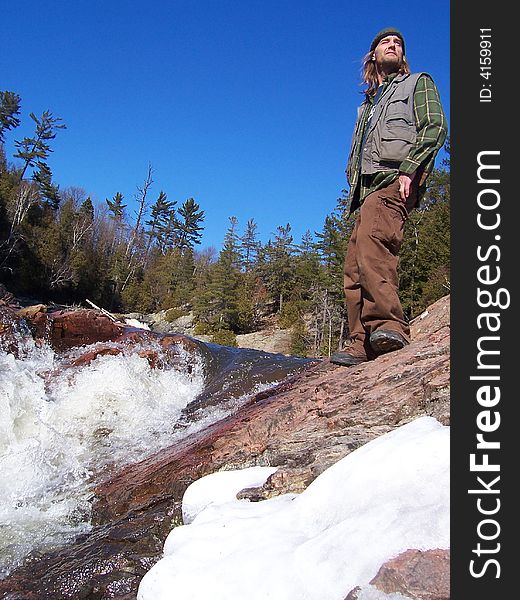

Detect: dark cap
[370, 28, 405, 54]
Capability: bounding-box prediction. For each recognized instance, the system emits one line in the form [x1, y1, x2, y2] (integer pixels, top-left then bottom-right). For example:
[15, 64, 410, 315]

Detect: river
[0, 322, 311, 578]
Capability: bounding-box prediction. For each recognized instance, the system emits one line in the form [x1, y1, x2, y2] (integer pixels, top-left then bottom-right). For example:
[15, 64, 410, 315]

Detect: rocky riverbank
[0, 292, 450, 599]
[121, 307, 294, 355]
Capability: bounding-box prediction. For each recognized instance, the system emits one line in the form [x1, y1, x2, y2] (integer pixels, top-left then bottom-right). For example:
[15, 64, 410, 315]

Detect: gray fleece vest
[347, 72, 426, 180]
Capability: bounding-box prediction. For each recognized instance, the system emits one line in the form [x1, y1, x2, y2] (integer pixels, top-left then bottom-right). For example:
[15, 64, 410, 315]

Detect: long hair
[361, 51, 411, 99]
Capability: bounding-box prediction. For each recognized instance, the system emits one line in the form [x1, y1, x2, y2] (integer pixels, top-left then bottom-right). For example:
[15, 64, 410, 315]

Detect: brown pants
[343, 179, 416, 347]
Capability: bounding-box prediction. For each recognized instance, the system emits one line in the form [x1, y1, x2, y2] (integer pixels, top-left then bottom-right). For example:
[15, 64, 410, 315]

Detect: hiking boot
[369, 329, 409, 355]
[330, 340, 368, 367]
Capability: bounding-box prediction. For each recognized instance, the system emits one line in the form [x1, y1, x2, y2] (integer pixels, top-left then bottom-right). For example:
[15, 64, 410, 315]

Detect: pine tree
[240, 218, 261, 272]
[79, 197, 94, 221]
[176, 197, 205, 250]
[168, 247, 196, 307]
[0, 91, 21, 143]
[261, 223, 296, 313]
[276, 229, 320, 343]
[105, 192, 128, 275]
[146, 191, 177, 254]
[293, 229, 321, 302]
[311, 193, 357, 355]
[236, 220, 261, 332]
[194, 217, 241, 332]
[32, 162, 60, 209]
[222, 216, 241, 261]
[106, 192, 127, 222]
[14, 111, 66, 181]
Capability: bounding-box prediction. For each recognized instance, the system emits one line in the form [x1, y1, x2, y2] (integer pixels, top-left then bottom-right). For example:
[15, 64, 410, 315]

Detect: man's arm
[398, 74, 448, 200]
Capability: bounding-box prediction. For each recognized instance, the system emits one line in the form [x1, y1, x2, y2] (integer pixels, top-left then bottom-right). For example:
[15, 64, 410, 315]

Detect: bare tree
[0, 181, 39, 269]
[126, 164, 153, 258]
[9, 181, 38, 232]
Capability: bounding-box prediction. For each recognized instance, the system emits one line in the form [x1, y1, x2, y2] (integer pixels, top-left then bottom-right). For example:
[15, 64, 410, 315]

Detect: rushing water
[0, 326, 311, 578]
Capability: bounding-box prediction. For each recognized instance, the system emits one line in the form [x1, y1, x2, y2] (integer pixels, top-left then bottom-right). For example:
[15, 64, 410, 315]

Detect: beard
[379, 53, 402, 72]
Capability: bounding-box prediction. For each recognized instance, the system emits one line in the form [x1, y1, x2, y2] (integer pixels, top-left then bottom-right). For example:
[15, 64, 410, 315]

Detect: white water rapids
[0, 334, 208, 578]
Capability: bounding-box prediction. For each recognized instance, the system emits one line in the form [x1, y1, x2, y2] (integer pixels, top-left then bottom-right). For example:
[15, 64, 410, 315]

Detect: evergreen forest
[0, 91, 450, 356]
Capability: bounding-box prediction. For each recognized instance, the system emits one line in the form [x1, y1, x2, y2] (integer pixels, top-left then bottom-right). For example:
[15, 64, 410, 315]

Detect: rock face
[21, 307, 124, 350]
[236, 324, 293, 355]
[0, 295, 450, 599]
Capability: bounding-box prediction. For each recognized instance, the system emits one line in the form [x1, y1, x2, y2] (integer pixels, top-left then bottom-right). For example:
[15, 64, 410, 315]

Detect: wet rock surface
[19, 307, 125, 351]
[0, 308, 25, 355]
[0, 295, 450, 599]
[0, 501, 181, 600]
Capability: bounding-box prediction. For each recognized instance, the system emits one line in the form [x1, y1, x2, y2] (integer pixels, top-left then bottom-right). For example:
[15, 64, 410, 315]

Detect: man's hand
[398, 172, 416, 202]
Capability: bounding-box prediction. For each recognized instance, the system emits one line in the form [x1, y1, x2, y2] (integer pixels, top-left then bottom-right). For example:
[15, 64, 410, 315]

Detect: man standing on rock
[331, 27, 447, 367]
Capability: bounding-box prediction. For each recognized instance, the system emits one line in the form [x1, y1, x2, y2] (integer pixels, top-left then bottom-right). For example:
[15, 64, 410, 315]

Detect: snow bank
[138, 416, 449, 600]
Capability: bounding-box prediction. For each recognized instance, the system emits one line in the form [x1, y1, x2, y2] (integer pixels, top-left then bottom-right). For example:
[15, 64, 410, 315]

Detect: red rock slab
[345, 548, 450, 600]
[22, 308, 124, 350]
[18, 306, 207, 356]
[410, 295, 450, 342]
[69, 345, 125, 367]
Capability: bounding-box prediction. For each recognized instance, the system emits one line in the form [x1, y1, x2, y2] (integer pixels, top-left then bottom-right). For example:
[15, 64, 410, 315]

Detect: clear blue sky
[2, 0, 449, 251]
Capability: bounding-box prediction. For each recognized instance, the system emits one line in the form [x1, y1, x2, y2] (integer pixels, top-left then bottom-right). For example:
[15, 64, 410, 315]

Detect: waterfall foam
[0, 338, 205, 577]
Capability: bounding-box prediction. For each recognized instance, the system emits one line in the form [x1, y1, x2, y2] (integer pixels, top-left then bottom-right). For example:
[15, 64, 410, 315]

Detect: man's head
[370, 28, 405, 74]
[362, 27, 409, 96]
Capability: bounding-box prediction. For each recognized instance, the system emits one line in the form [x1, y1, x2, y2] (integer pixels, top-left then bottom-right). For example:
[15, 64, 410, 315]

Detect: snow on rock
[124, 318, 151, 330]
[182, 466, 279, 524]
[138, 416, 449, 600]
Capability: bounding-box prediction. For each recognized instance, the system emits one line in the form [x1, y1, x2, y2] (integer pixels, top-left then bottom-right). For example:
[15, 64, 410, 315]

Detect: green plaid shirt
[348, 73, 447, 211]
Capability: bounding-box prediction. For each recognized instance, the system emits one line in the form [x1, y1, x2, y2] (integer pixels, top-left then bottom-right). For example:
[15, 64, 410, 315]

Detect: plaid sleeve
[399, 74, 448, 175]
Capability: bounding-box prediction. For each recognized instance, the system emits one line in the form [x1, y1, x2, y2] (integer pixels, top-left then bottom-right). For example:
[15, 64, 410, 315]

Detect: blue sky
[2, 0, 449, 250]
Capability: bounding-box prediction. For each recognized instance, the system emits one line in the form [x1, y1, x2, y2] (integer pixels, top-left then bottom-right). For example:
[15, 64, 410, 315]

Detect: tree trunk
[338, 317, 346, 351]
[126, 164, 153, 257]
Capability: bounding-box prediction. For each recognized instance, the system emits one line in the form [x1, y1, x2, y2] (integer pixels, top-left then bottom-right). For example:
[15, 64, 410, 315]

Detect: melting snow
[138, 416, 449, 600]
